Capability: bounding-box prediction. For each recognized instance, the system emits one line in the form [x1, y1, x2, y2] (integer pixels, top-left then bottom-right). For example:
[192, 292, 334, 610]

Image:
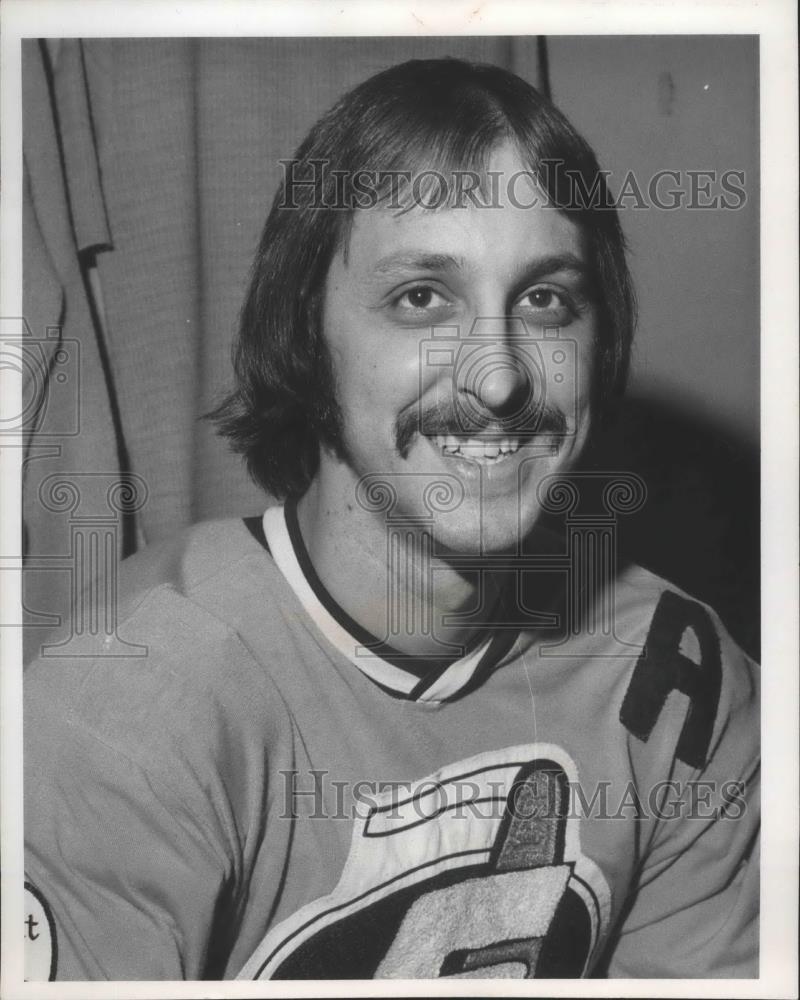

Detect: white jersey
[24, 503, 759, 980]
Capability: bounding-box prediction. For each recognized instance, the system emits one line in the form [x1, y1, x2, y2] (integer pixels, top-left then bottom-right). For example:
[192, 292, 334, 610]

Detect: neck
[295, 472, 498, 661]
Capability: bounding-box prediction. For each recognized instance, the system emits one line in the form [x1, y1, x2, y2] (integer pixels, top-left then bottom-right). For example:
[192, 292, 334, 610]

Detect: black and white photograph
[1, 1, 796, 996]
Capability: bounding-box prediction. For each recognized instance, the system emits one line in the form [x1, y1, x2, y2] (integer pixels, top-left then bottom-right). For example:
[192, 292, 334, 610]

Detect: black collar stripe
[263, 505, 418, 696]
[243, 515, 270, 552]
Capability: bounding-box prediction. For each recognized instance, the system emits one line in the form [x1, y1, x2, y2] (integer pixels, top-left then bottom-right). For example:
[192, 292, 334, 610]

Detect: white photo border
[1, 1, 797, 998]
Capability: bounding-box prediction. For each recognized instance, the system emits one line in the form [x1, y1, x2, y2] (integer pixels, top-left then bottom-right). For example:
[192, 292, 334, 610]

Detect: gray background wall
[550, 35, 759, 446]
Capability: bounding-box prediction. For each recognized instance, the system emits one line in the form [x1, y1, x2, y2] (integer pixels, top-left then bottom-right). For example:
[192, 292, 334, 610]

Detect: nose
[457, 319, 532, 420]
[471, 353, 529, 415]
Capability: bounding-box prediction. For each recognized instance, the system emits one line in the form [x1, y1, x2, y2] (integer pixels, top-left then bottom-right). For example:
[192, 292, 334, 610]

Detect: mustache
[395, 398, 568, 458]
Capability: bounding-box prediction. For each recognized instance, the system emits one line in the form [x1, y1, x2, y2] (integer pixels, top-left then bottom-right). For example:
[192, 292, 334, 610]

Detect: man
[24, 58, 759, 980]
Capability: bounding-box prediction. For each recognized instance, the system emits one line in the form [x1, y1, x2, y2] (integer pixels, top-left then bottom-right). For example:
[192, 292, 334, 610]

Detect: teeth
[433, 435, 461, 454]
[430, 434, 521, 462]
[461, 438, 484, 456]
[499, 438, 520, 454]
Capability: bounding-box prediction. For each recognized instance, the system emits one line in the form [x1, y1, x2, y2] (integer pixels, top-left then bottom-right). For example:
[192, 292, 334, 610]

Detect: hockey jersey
[23, 503, 760, 980]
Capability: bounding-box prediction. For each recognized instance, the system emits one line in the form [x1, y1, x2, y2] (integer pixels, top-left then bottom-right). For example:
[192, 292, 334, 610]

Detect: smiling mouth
[428, 433, 524, 464]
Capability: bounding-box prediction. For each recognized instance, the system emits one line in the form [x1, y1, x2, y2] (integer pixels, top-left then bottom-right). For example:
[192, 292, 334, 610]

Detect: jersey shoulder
[24, 517, 294, 782]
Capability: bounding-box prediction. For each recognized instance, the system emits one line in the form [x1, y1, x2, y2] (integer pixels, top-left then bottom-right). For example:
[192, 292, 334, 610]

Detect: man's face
[319, 142, 597, 554]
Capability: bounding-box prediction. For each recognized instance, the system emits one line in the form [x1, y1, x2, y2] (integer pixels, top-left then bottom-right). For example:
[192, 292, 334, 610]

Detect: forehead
[338, 143, 586, 278]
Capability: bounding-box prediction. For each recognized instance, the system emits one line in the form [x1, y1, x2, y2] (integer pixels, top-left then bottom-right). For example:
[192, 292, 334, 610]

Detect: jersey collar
[261, 502, 519, 704]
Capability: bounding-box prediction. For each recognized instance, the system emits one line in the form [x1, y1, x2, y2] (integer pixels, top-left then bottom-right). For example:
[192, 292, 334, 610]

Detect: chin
[429, 499, 544, 558]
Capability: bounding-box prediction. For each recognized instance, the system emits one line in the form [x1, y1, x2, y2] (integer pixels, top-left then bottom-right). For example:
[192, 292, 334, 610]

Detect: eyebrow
[518, 252, 587, 281]
[370, 250, 587, 282]
[372, 252, 464, 275]
[512, 253, 589, 295]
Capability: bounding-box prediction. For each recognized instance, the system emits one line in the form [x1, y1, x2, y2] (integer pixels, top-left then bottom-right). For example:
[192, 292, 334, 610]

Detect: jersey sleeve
[23, 584, 279, 980]
[25, 719, 232, 980]
[605, 600, 760, 978]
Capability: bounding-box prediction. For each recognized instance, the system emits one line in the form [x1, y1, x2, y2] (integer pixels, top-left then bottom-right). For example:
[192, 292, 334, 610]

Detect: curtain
[21, 37, 543, 656]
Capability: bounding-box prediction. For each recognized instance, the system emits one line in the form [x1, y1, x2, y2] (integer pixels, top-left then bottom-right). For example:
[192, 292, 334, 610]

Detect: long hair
[211, 57, 636, 499]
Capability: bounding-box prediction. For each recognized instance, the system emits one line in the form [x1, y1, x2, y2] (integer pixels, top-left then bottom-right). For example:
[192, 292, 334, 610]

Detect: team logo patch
[239, 744, 610, 979]
[24, 882, 57, 981]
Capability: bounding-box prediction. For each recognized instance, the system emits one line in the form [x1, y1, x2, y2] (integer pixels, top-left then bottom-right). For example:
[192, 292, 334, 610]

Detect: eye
[515, 285, 575, 325]
[520, 287, 565, 310]
[405, 287, 434, 309]
[394, 285, 450, 311]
